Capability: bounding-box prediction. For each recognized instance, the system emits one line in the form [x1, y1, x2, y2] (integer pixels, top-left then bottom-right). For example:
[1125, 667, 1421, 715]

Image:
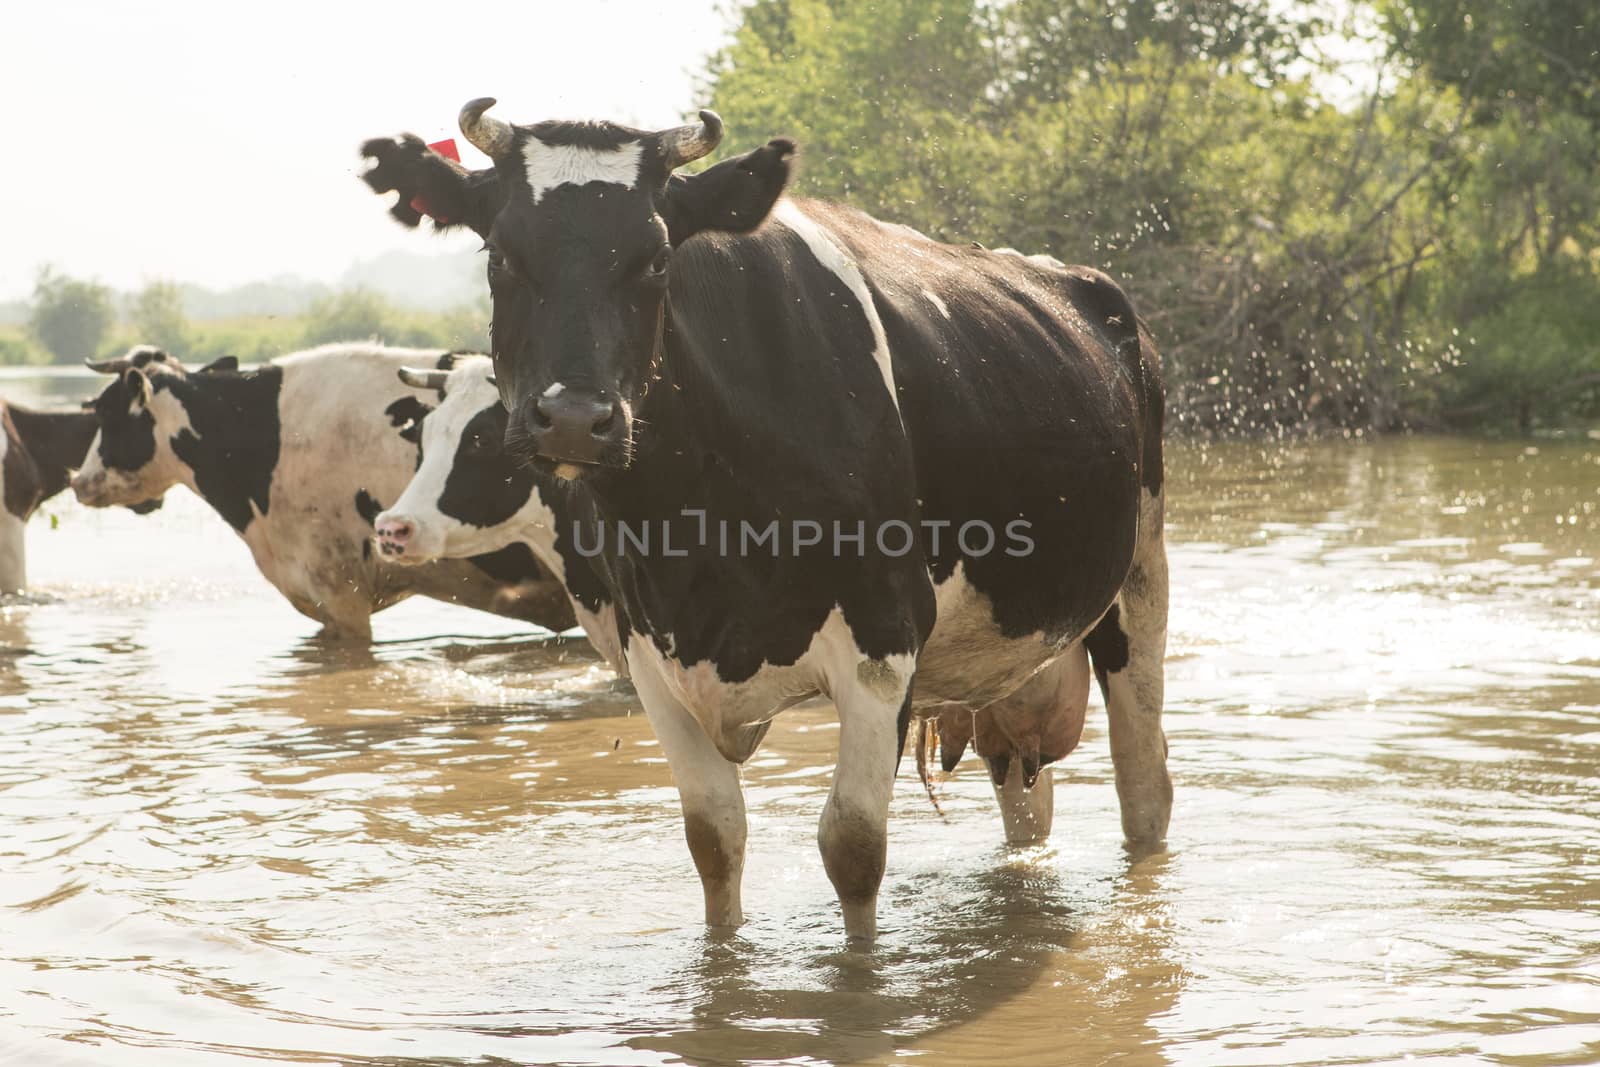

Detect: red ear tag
[411, 138, 463, 220]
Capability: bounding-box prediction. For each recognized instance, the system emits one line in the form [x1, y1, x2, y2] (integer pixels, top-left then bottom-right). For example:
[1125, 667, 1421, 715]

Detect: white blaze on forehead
[523, 139, 645, 204]
[770, 200, 902, 424]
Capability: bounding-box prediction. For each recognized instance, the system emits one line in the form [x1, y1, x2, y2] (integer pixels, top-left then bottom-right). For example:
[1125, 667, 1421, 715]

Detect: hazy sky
[3, 0, 731, 301]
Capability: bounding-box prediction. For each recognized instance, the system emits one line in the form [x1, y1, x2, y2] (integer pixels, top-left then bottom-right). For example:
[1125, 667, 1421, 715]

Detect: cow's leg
[630, 656, 747, 928]
[1087, 495, 1171, 844]
[0, 512, 26, 594]
[309, 601, 374, 643]
[820, 662, 910, 943]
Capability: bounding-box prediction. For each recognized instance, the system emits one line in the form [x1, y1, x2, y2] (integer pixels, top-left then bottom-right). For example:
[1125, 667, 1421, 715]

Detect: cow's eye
[487, 248, 518, 286]
[641, 246, 671, 285]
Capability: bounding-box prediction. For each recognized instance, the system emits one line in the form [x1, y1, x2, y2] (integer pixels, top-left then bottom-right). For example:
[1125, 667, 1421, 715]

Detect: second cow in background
[72, 343, 577, 641]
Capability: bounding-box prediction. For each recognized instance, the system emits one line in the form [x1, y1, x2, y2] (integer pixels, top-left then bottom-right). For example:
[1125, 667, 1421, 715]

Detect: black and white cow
[372, 355, 1077, 837]
[0, 397, 101, 593]
[72, 343, 576, 640]
[369, 355, 625, 670]
[361, 102, 1170, 941]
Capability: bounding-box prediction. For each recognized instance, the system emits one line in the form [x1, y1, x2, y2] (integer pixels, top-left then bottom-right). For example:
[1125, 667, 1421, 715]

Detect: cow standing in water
[72, 343, 576, 641]
[0, 398, 106, 593]
[361, 102, 1170, 941]
[368, 354, 1069, 840]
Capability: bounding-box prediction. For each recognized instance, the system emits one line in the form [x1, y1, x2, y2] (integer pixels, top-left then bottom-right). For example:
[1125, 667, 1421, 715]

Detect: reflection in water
[0, 428, 1597, 1065]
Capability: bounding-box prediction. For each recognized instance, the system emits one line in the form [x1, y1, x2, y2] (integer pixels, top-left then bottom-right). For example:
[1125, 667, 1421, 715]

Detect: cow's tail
[912, 716, 947, 817]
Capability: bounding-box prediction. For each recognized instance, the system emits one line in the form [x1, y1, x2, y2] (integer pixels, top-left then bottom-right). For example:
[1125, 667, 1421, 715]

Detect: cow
[71, 343, 577, 641]
[0, 397, 102, 593]
[359, 101, 1170, 942]
[373, 355, 1068, 838]
[368, 355, 626, 671]
[368, 354, 1078, 832]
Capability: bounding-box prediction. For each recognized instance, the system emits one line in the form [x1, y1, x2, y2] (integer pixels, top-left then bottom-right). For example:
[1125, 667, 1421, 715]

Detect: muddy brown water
[2, 369, 1597, 1066]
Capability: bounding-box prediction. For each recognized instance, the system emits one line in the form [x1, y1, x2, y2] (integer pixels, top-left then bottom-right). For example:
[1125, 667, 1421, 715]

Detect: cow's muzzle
[525, 389, 629, 467]
[70, 470, 111, 507]
[375, 514, 426, 563]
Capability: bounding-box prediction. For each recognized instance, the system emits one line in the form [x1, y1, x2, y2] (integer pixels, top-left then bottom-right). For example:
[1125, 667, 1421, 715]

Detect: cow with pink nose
[375, 354, 626, 671]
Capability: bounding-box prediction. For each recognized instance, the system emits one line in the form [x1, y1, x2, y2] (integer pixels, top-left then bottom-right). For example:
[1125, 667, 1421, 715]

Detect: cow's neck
[164, 371, 282, 534]
[592, 317, 723, 520]
[5, 407, 97, 503]
[572, 306, 798, 658]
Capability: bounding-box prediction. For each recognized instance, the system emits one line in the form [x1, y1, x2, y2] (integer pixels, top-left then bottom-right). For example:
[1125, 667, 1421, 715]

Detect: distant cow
[0, 397, 101, 593]
[72, 343, 576, 640]
[361, 102, 1171, 942]
[368, 355, 625, 670]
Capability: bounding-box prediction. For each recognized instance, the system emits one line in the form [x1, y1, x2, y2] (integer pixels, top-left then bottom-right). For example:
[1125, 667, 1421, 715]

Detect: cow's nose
[530, 389, 624, 464]
[376, 516, 413, 554]
[70, 471, 99, 501]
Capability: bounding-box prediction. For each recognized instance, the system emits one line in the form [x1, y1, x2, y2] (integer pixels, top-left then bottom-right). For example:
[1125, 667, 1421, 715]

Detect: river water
[2, 369, 1597, 1066]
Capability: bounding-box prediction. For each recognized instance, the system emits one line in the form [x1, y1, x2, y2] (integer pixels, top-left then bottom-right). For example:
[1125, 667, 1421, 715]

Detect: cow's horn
[84, 357, 127, 374]
[459, 97, 514, 158]
[660, 110, 723, 171]
[398, 367, 450, 390]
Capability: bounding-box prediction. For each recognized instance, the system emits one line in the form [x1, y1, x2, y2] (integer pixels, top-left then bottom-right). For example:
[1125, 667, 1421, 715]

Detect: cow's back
[777, 202, 1160, 703]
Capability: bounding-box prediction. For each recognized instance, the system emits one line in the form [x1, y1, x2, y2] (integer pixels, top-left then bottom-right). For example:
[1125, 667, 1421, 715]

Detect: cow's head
[374, 356, 542, 563]
[72, 347, 194, 508]
[365, 100, 794, 476]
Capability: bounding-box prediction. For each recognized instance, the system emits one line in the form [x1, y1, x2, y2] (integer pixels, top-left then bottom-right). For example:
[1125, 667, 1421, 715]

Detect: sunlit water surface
[2, 370, 1597, 1065]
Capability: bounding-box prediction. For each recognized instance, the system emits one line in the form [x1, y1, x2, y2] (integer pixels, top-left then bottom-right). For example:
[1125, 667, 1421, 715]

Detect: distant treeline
[702, 0, 1600, 434]
[0, 248, 487, 370]
[0, 276, 488, 369]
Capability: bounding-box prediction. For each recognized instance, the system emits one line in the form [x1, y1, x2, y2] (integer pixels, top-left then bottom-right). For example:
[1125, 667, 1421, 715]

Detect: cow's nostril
[530, 390, 621, 462]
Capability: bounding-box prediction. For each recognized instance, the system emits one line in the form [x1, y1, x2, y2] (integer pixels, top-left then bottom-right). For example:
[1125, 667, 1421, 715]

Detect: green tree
[301, 288, 393, 346]
[705, 0, 1466, 431]
[0, 334, 49, 366]
[1386, 0, 1600, 426]
[27, 266, 114, 364]
[130, 280, 192, 359]
[1386, 0, 1600, 123]
[433, 295, 491, 351]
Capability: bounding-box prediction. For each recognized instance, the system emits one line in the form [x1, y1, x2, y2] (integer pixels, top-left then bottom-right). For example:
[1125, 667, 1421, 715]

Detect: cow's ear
[121, 367, 151, 408]
[198, 355, 238, 374]
[661, 138, 796, 245]
[361, 133, 503, 239]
